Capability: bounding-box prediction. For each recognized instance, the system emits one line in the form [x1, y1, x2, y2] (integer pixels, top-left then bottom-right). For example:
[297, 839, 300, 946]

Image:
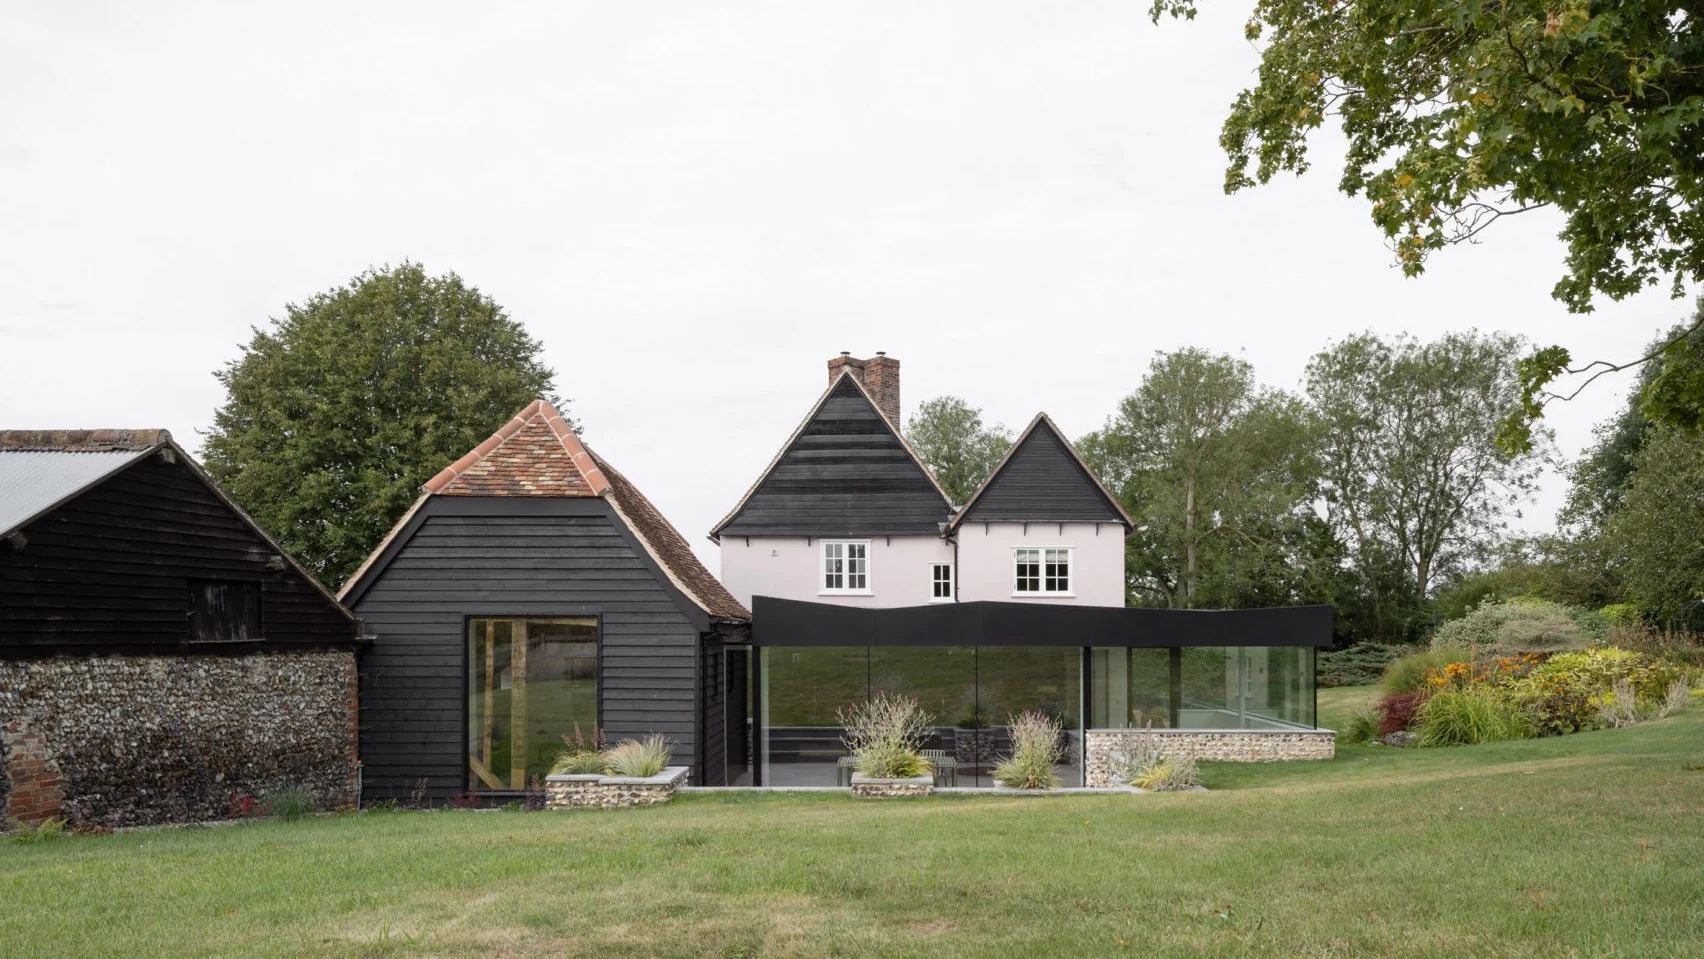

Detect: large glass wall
[760, 646, 868, 786]
[467, 618, 598, 791]
[1088, 647, 1172, 729]
[1090, 646, 1315, 730]
[973, 646, 1082, 786]
[760, 646, 1083, 787]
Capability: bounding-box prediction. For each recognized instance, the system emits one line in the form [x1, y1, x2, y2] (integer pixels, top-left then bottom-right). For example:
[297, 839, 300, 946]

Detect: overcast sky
[2, 2, 1689, 576]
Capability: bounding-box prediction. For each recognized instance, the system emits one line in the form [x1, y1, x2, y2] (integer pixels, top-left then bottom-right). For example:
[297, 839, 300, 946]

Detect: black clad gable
[714, 375, 951, 538]
[955, 416, 1130, 527]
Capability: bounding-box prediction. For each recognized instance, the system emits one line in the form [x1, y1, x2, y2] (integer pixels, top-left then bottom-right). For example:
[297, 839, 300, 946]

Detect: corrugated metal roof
[0, 449, 150, 537]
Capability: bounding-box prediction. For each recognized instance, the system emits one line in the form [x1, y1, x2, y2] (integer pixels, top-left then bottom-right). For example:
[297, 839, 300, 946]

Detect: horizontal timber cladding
[0, 452, 355, 652]
[350, 496, 707, 801]
[957, 418, 1127, 526]
[716, 375, 951, 538]
[751, 596, 1336, 648]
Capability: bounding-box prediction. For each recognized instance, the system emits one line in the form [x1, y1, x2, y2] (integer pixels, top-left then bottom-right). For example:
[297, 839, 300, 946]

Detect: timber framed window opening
[1014, 547, 1072, 596]
[467, 617, 598, 792]
[820, 540, 871, 594]
[930, 562, 954, 602]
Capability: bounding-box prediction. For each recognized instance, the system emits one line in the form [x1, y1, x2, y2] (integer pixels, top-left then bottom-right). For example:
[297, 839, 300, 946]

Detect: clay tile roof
[0, 429, 171, 453]
[348, 398, 747, 621]
[423, 399, 609, 497]
[591, 450, 750, 621]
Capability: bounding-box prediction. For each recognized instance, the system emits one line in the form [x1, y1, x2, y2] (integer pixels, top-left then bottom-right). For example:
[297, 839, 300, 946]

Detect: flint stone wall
[545, 767, 689, 809]
[0, 650, 358, 829]
[1084, 728, 1335, 787]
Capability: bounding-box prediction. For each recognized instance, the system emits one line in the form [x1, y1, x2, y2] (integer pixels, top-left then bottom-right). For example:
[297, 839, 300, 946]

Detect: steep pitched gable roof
[949, 413, 1135, 532]
[592, 450, 747, 621]
[710, 371, 953, 540]
[424, 399, 609, 496]
[340, 399, 747, 621]
[0, 428, 354, 618]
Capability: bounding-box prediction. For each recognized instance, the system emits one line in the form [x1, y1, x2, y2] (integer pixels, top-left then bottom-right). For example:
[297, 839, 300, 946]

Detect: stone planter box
[850, 773, 933, 797]
[544, 766, 689, 810]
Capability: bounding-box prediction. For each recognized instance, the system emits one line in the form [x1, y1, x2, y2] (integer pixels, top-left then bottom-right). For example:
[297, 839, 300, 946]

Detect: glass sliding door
[467, 617, 597, 792]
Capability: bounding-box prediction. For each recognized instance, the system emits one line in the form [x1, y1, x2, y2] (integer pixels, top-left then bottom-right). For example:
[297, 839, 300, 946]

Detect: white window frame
[929, 562, 954, 603]
[1013, 546, 1073, 597]
[819, 540, 872, 595]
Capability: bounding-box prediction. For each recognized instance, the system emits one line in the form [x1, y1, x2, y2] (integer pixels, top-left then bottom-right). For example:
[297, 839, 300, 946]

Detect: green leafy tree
[1150, 0, 1704, 443]
[1305, 332, 1546, 640]
[202, 263, 560, 585]
[1604, 427, 1704, 625]
[1562, 318, 1704, 534]
[904, 396, 1013, 504]
[1079, 349, 1318, 609]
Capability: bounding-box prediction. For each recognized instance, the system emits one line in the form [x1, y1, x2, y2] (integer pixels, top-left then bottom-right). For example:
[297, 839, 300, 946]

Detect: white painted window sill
[1011, 592, 1076, 599]
[819, 590, 874, 597]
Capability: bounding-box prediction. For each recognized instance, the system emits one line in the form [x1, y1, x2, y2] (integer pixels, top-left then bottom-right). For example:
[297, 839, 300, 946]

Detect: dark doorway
[725, 646, 753, 786]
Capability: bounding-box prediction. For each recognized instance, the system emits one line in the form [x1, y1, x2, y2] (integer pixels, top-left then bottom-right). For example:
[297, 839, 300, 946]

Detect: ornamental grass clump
[1131, 755, 1200, 792]
[601, 735, 672, 777]
[1115, 729, 1200, 792]
[264, 787, 317, 822]
[840, 694, 933, 780]
[1416, 686, 1535, 747]
[550, 725, 608, 775]
[992, 710, 1063, 789]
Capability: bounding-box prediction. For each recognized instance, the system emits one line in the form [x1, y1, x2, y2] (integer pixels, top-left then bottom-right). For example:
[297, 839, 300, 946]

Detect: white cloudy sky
[1, 2, 1689, 575]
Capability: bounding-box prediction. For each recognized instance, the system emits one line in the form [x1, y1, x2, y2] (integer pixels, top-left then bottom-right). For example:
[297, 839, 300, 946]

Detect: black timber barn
[339, 400, 749, 802]
[0, 429, 359, 828]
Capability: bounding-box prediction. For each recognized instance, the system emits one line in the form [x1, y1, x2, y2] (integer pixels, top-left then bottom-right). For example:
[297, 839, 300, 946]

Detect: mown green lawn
[4, 687, 1702, 958]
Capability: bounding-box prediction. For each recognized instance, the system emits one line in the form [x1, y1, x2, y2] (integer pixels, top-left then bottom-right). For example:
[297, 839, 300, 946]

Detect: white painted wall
[954, 522, 1126, 607]
[719, 534, 953, 609]
[720, 522, 1127, 609]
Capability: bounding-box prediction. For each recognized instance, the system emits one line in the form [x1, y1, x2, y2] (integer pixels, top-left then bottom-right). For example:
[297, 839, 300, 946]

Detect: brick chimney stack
[826, 352, 902, 429]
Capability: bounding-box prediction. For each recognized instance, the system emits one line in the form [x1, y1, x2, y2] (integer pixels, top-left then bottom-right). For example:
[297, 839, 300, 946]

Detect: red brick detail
[422, 399, 609, 497]
[3, 721, 65, 827]
[825, 354, 901, 429]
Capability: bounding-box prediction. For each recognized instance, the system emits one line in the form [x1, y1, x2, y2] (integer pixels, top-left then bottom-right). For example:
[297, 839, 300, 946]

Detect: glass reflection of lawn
[763, 646, 1081, 729]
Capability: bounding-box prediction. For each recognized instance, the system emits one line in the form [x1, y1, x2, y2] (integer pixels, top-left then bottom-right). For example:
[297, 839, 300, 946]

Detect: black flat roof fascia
[751, 596, 1334, 648]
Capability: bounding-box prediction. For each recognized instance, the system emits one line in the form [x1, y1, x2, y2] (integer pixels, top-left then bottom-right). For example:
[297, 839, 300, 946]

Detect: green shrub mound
[1376, 643, 1694, 747]
[1430, 598, 1607, 658]
[1382, 647, 1469, 694]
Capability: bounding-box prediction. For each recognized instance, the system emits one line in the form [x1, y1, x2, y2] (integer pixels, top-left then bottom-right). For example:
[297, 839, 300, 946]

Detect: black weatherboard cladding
[0, 454, 354, 653]
[350, 496, 706, 800]
[717, 375, 950, 537]
[959, 419, 1125, 525]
